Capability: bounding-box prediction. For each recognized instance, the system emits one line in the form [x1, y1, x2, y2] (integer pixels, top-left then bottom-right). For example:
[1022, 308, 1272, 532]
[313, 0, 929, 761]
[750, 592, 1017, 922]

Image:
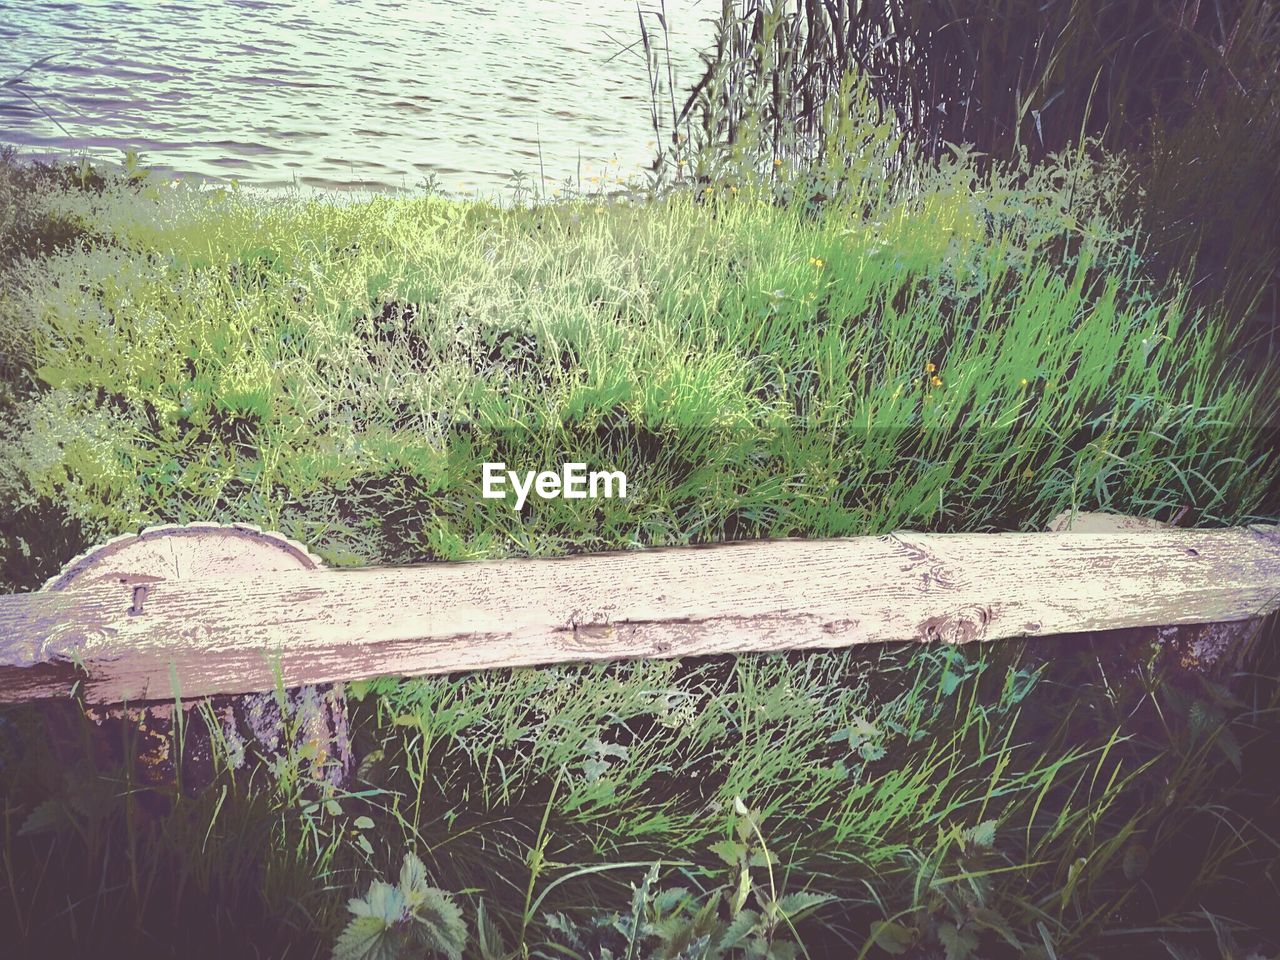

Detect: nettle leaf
[651, 913, 695, 950]
[851, 716, 881, 741]
[690, 894, 723, 941]
[670, 932, 713, 960]
[363, 853, 465, 960]
[939, 922, 979, 960]
[1215, 726, 1243, 772]
[964, 819, 998, 849]
[1001, 667, 1041, 708]
[969, 906, 1014, 942]
[832, 716, 882, 748]
[651, 886, 692, 916]
[18, 799, 66, 837]
[710, 839, 746, 867]
[399, 852, 429, 894]
[870, 920, 917, 955]
[748, 849, 779, 868]
[1198, 678, 1245, 709]
[407, 887, 467, 960]
[594, 739, 629, 761]
[543, 911, 584, 947]
[332, 914, 397, 960]
[65, 774, 116, 821]
[582, 757, 610, 782]
[775, 890, 835, 919]
[356, 749, 385, 782]
[350, 881, 407, 924]
[859, 741, 887, 762]
[1187, 701, 1223, 743]
[475, 900, 509, 960]
[718, 908, 760, 952]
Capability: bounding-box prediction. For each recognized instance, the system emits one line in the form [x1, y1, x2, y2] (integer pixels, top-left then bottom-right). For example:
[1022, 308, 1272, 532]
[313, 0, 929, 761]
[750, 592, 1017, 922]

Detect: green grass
[0, 148, 1277, 959]
[4, 633, 1279, 957]
[0, 147, 1276, 588]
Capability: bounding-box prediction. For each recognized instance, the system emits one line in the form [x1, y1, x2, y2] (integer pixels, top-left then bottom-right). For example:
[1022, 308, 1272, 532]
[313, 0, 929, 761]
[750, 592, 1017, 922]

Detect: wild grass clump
[0, 147, 1274, 589]
[655, 0, 1280, 350]
[665, 0, 1280, 171]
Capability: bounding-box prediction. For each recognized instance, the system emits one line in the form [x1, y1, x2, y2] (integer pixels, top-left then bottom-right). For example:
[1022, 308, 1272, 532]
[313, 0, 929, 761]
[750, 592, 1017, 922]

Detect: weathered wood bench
[2, 516, 1277, 789]
[3, 517, 1278, 702]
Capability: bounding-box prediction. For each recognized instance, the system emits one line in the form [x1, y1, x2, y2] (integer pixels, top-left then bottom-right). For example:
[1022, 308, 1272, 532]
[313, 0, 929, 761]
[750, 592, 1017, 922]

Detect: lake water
[0, 0, 715, 193]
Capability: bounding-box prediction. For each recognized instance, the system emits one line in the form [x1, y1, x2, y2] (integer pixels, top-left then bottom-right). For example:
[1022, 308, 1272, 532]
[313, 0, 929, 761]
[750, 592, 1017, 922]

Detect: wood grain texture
[31, 523, 352, 787]
[2, 525, 1278, 704]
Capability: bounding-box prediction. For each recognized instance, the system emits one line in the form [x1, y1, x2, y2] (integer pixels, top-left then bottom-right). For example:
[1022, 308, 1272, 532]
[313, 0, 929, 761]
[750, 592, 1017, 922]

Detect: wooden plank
[1, 526, 1278, 704]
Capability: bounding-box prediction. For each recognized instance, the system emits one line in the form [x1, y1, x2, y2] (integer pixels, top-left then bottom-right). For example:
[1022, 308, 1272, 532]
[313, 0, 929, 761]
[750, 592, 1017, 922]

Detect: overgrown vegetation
[4, 626, 1278, 957]
[1, 4, 1278, 952]
[646, 0, 1280, 337]
[0, 137, 1275, 588]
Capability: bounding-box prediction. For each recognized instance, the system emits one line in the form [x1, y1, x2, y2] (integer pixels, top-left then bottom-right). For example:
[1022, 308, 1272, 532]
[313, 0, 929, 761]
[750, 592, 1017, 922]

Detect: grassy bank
[0, 149, 1278, 958]
[0, 149, 1276, 588]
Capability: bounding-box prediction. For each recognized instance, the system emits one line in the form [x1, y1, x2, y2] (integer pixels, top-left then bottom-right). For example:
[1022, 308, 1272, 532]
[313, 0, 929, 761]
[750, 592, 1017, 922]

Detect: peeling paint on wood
[1, 524, 1278, 704]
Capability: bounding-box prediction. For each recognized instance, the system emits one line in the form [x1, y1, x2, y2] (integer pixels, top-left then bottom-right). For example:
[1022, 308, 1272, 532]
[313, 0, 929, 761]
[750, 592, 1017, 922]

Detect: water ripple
[0, 0, 714, 192]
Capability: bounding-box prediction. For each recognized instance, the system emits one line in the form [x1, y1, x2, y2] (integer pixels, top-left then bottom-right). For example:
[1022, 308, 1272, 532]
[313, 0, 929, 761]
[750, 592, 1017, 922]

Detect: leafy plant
[866, 819, 1016, 959]
[539, 802, 836, 959]
[334, 853, 467, 960]
[669, 0, 1280, 168]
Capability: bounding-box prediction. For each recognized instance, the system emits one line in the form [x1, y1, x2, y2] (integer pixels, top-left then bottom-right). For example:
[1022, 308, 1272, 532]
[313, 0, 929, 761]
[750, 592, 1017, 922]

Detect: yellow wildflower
[930, 375, 943, 387]
[925, 362, 936, 373]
